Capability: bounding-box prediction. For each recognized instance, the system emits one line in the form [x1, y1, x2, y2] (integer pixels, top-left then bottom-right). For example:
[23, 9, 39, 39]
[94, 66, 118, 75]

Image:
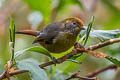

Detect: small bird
[16, 17, 85, 53]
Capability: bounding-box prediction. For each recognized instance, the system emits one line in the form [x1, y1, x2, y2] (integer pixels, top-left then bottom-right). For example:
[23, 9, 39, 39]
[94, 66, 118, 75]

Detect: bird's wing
[38, 22, 63, 43]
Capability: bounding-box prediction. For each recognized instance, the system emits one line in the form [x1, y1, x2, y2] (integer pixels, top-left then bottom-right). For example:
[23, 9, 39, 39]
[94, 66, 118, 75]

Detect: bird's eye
[72, 22, 77, 25]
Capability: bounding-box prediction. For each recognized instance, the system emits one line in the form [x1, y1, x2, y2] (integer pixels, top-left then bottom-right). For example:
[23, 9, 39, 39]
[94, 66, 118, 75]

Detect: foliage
[17, 59, 48, 80]
[9, 17, 15, 47]
[89, 29, 120, 41]
[15, 46, 51, 58]
[83, 16, 94, 45]
[81, 29, 120, 42]
[23, 0, 51, 23]
[106, 56, 120, 67]
[9, 17, 15, 61]
[101, 0, 120, 29]
[56, 0, 83, 11]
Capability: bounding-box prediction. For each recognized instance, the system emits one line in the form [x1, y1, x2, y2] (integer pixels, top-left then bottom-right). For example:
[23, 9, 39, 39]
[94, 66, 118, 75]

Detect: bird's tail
[16, 30, 39, 36]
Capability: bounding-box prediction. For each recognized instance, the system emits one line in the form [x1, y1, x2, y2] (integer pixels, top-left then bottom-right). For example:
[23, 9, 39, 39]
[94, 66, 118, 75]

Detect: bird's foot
[50, 56, 57, 66]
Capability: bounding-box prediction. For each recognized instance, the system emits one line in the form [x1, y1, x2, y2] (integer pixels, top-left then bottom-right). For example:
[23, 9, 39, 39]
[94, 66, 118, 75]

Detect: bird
[16, 17, 85, 54]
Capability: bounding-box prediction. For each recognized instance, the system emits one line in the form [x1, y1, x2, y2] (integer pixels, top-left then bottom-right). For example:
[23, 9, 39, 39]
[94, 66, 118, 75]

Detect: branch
[0, 38, 120, 79]
[65, 72, 97, 80]
[86, 64, 117, 78]
[87, 38, 120, 50]
[65, 64, 117, 80]
[0, 70, 28, 80]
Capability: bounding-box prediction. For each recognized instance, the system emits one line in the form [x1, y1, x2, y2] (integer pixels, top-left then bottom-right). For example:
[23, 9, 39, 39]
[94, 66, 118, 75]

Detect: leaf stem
[11, 47, 14, 61]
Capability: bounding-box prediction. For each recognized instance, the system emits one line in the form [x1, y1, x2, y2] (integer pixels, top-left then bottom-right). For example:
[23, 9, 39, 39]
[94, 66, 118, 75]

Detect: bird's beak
[81, 26, 86, 30]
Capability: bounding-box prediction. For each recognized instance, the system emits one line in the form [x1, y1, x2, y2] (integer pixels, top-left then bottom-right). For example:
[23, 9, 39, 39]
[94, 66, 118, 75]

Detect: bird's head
[62, 17, 85, 36]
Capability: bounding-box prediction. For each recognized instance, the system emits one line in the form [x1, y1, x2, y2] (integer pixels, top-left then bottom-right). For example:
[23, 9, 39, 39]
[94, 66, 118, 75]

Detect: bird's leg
[50, 56, 57, 66]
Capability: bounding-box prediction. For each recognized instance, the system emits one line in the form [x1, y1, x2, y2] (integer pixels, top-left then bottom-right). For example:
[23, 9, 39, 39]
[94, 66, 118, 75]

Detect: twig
[1, 61, 13, 80]
[86, 64, 117, 78]
[0, 72, 6, 80]
[0, 38, 120, 79]
[87, 38, 120, 50]
[65, 72, 96, 80]
[65, 64, 117, 80]
[0, 70, 28, 80]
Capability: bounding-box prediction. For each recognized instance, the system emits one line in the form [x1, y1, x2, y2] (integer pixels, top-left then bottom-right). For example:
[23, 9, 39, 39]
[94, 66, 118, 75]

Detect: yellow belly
[39, 32, 77, 53]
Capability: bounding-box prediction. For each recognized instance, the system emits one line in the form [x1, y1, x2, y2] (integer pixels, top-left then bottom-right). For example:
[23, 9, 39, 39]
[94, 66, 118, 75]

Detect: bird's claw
[50, 56, 57, 66]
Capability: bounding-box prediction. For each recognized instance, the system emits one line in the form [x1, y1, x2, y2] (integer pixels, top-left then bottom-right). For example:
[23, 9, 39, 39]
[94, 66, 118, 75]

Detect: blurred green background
[0, 0, 120, 80]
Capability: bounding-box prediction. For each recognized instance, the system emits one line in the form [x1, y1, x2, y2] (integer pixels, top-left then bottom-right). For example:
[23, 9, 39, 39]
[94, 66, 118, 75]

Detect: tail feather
[16, 30, 39, 36]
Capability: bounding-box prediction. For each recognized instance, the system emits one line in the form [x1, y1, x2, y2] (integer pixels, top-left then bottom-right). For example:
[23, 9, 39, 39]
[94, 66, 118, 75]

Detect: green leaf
[101, 0, 120, 16]
[67, 53, 83, 60]
[80, 28, 120, 42]
[15, 46, 51, 58]
[57, 0, 83, 12]
[17, 59, 48, 80]
[50, 70, 66, 80]
[9, 17, 15, 48]
[106, 56, 120, 67]
[23, 0, 51, 22]
[83, 16, 94, 45]
[101, 0, 120, 29]
[89, 29, 120, 41]
[104, 16, 120, 30]
[66, 59, 82, 64]
[67, 0, 83, 9]
[9, 17, 16, 61]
